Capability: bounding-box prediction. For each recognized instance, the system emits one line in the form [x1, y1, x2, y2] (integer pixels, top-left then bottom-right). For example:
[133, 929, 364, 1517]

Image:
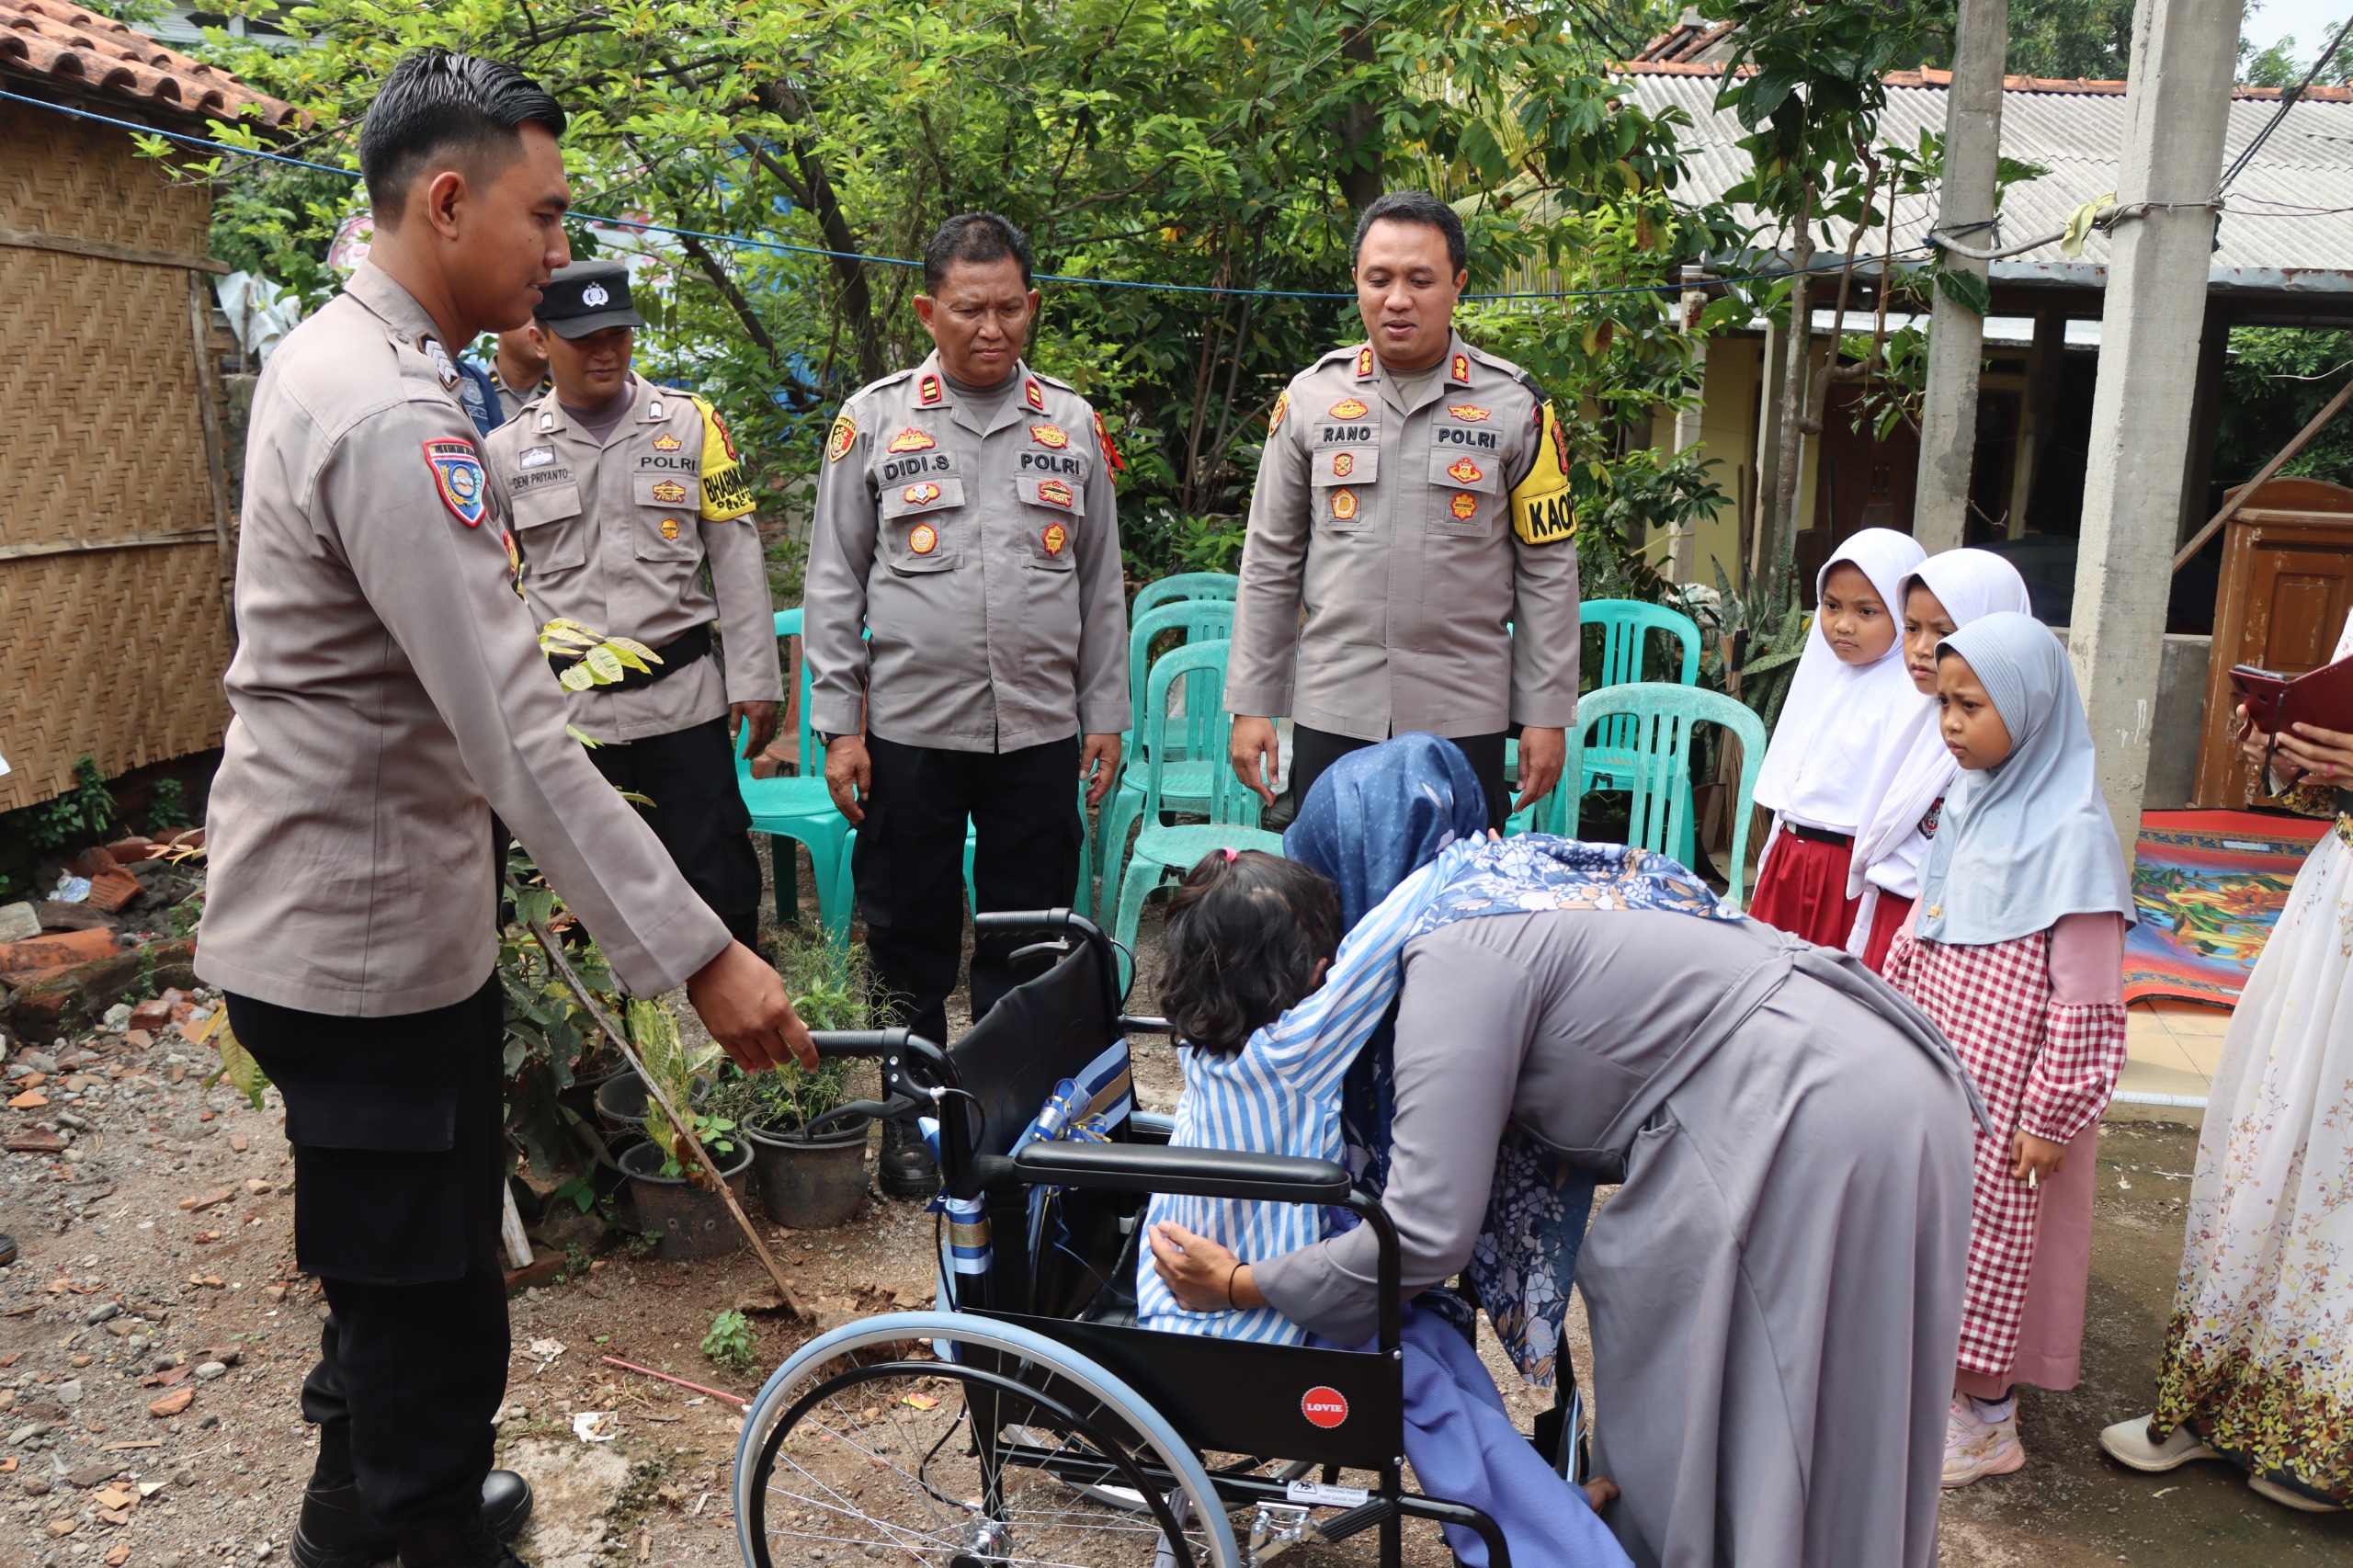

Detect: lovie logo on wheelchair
[1299, 1386, 1350, 1428]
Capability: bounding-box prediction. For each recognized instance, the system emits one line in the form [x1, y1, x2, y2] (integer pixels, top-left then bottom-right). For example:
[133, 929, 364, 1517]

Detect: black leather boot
[293, 1472, 533, 1568]
[391, 1507, 522, 1568]
[877, 1115, 938, 1197]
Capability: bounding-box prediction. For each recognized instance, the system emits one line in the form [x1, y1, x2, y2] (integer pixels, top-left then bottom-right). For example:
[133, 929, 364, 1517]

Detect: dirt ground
[2, 866, 2347, 1567]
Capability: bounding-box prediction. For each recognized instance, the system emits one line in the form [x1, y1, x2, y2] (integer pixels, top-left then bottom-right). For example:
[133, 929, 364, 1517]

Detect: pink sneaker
[1944, 1397, 2026, 1488]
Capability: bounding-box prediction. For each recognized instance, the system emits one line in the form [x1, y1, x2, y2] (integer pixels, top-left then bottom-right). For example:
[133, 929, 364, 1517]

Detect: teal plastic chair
[1554, 684, 1766, 908]
[1097, 598, 1238, 918]
[1110, 641, 1284, 987]
[1131, 571, 1238, 623]
[736, 608, 857, 938]
[1579, 600, 1702, 795]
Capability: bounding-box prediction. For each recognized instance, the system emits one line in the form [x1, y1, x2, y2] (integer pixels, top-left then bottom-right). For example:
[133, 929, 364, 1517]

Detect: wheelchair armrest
[1007, 1141, 1352, 1204]
[1118, 1014, 1176, 1035]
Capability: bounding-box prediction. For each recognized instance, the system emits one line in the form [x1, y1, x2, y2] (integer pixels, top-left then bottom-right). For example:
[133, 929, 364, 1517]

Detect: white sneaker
[2097, 1415, 2218, 1472]
[1944, 1398, 2026, 1487]
[2250, 1474, 2346, 1513]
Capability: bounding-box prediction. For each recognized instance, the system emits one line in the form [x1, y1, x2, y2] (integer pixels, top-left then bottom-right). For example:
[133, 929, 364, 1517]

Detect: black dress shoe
[391, 1510, 523, 1568]
[878, 1115, 938, 1197]
[293, 1472, 533, 1568]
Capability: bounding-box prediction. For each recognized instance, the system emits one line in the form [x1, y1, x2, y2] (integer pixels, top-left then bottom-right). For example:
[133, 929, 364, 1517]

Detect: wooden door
[2191, 477, 2353, 807]
[1802, 383, 1919, 591]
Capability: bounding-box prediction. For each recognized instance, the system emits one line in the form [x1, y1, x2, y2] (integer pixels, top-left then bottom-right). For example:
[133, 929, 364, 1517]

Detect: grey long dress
[1251, 911, 1974, 1568]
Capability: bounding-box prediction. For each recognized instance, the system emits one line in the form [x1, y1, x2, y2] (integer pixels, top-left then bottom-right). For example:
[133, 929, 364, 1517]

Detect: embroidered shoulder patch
[1093, 409, 1126, 472]
[1268, 390, 1290, 431]
[826, 414, 858, 463]
[424, 437, 488, 527]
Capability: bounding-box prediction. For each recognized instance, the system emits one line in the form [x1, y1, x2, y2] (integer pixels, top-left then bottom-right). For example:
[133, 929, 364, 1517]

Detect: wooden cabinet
[2192, 477, 2353, 807]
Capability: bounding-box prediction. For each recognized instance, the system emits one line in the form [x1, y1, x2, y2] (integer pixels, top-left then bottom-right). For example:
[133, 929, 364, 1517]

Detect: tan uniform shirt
[1224, 334, 1582, 741]
[198, 264, 733, 1016]
[482, 375, 779, 744]
[803, 354, 1129, 752]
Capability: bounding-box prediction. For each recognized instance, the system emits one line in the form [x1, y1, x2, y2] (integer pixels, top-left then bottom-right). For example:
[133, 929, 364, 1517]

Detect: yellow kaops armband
[1510, 400, 1574, 547]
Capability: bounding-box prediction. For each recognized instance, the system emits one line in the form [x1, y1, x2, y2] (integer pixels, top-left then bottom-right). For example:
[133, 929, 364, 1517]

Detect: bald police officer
[198, 51, 809, 1568]
[803, 212, 1128, 1193]
[483, 258, 780, 949]
[1226, 191, 1580, 829]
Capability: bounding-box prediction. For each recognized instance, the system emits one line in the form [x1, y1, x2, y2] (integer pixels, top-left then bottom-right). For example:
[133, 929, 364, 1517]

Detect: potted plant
[617, 996, 753, 1260]
[710, 934, 874, 1228]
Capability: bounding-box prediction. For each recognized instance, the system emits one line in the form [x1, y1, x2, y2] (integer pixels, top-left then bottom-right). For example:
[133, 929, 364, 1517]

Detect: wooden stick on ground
[2174, 376, 2353, 572]
[520, 906, 811, 1320]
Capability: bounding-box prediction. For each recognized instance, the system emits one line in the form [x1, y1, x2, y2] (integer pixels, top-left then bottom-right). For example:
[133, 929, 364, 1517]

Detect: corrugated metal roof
[1625, 71, 2353, 296]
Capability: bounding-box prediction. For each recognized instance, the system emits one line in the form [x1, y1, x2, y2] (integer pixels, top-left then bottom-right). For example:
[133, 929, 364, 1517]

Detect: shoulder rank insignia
[1093, 409, 1127, 472]
[826, 414, 858, 463]
[1036, 479, 1074, 509]
[1447, 458, 1483, 484]
[650, 478, 688, 505]
[652, 431, 683, 452]
[903, 483, 941, 506]
[1330, 487, 1359, 521]
[909, 522, 939, 554]
[423, 437, 488, 528]
[1029, 424, 1069, 449]
[1450, 492, 1479, 520]
[1450, 352, 1472, 382]
[1041, 521, 1070, 556]
[1332, 452, 1355, 478]
[1448, 403, 1491, 422]
[1025, 378, 1047, 413]
[918, 374, 944, 406]
[886, 426, 938, 453]
[1268, 390, 1290, 432]
[1327, 397, 1370, 421]
[1354, 346, 1374, 379]
[416, 334, 460, 391]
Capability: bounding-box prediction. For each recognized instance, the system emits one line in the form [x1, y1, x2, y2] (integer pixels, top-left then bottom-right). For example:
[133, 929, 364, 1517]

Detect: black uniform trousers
[586, 714, 763, 949]
[1289, 724, 1511, 833]
[853, 733, 1084, 1049]
[223, 976, 508, 1537]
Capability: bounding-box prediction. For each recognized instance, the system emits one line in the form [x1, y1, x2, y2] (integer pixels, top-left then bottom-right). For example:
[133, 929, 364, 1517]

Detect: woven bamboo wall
[0, 96, 233, 813]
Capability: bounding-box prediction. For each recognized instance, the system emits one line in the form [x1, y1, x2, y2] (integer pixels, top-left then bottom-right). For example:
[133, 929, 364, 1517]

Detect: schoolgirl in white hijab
[1746, 528, 1926, 944]
[1844, 550, 2035, 964]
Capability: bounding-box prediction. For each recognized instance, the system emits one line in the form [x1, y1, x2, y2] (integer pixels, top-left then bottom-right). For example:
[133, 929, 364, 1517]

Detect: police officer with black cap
[483, 258, 782, 949]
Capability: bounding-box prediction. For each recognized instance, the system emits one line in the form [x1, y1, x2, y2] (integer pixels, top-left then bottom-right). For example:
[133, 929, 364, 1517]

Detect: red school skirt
[1747, 822, 1862, 949]
[1861, 891, 1915, 972]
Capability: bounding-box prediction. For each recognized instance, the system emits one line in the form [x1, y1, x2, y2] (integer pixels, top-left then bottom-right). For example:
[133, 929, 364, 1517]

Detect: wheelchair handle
[970, 909, 1128, 1017]
[803, 1029, 952, 1097]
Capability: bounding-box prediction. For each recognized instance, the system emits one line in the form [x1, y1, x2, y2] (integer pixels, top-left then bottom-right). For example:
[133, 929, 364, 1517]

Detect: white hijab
[1753, 528, 1927, 833]
[1842, 550, 2034, 949]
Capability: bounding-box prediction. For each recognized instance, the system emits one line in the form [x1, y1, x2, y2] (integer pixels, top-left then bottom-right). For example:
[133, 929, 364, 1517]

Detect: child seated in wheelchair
[1136, 847, 1626, 1568]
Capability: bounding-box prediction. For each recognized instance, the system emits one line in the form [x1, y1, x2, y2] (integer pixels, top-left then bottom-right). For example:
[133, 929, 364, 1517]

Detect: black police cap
[536, 258, 644, 338]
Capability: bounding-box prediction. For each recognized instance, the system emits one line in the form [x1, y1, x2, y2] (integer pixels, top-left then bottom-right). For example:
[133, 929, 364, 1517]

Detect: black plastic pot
[593, 1071, 710, 1140]
[745, 1112, 871, 1229]
[619, 1138, 754, 1260]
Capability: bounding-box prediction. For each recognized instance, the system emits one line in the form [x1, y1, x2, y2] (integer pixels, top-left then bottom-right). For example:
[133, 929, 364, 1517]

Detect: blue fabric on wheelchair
[1313, 1304, 1631, 1568]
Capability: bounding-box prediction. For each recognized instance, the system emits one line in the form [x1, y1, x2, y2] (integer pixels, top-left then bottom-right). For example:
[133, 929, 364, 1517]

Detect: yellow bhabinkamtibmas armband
[695, 395, 756, 521]
[1510, 400, 1574, 547]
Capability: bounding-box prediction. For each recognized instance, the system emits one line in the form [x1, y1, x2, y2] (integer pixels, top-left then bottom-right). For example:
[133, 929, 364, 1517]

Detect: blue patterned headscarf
[1285, 734, 1488, 928]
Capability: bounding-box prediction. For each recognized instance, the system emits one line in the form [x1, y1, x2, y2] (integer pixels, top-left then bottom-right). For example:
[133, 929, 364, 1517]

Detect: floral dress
[1883, 915, 2127, 1379]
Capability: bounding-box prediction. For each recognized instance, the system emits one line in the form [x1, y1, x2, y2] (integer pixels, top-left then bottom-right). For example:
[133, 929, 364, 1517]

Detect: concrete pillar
[1751, 320, 1789, 585]
[2068, 0, 2242, 856]
[2006, 310, 2065, 536]
[1914, 0, 2011, 551]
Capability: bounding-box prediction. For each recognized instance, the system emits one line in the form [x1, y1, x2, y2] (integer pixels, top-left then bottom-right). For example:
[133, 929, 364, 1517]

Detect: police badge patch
[1041, 521, 1069, 556]
[424, 437, 489, 527]
[826, 414, 858, 463]
[651, 478, 688, 505]
[886, 427, 938, 453]
[1029, 424, 1070, 449]
[1036, 479, 1074, 508]
[652, 431, 683, 452]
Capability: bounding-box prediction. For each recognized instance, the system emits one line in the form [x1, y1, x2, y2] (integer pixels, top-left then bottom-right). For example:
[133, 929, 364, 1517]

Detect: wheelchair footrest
[1312, 1497, 1395, 1544]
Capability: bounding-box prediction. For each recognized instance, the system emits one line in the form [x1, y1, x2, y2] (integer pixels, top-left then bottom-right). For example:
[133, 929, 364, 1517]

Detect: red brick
[128, 999, 172, 1032]
[82, 869, 141, 915]
[66, 848, 116, 881]
[103, 838, 154, 864]
[0, 929, 118, 974]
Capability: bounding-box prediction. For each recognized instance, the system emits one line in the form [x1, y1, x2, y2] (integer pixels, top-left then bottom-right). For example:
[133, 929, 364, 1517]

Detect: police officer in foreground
[1226, 190, 1580, 829]
[803, 212, 1128, 1193]
[198, 51, 810, 1568]
[483, 259, 780, 949]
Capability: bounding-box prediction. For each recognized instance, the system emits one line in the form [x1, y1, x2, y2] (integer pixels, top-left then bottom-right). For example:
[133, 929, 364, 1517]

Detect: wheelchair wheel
[737, 1313, 1242, 1568]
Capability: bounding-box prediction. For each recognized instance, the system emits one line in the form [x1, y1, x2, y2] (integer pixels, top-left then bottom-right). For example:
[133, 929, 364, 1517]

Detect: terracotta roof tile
[0, 0, 299, 128]
[1612, 58, 2353, 102]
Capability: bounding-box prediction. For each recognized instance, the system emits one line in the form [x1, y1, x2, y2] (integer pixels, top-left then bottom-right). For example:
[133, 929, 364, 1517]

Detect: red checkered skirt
[1882, 926, 2120, 1379]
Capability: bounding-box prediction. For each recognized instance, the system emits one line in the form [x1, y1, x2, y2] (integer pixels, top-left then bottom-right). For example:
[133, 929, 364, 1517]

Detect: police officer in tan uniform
[485, 325, 550, 423]
[483, 258, 780, 949]
[803, 212, 1128, 1192]
[1226, 191, 1581, 829]
[197, 51, 809, 1568]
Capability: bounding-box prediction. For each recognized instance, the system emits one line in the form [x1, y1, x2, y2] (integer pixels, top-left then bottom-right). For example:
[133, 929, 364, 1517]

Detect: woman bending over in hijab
[1142, 735, 1980, 1568]
[1879, 613, 2132, 1488]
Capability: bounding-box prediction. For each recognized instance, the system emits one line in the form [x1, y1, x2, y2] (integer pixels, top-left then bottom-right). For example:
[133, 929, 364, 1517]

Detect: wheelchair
[733, 910, 1586, 1568]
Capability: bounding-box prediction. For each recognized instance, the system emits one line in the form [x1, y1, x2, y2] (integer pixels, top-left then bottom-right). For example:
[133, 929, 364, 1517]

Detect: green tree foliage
[179, 0, 1728, 585]
[2216, 327, 2353, 489]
